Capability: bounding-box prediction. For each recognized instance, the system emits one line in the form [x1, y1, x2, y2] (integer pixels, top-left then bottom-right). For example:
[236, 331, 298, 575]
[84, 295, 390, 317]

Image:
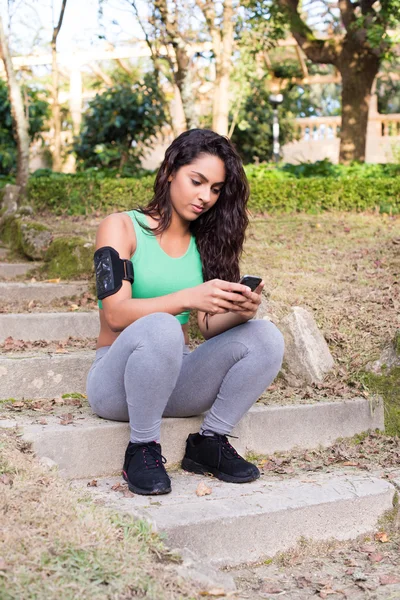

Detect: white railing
[295, 114, 400, 140]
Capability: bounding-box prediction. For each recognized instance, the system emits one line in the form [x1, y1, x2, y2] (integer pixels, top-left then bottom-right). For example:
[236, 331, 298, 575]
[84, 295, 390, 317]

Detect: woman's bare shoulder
[95, 212, 136, 256]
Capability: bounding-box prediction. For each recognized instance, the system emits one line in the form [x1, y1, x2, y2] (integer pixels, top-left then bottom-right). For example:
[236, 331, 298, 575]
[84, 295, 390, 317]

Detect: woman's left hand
[232, 281, 264, 320]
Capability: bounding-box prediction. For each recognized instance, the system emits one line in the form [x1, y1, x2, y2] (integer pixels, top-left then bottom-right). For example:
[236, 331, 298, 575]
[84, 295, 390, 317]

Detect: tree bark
[197, 0, 234, 136]
[51, 0, 67, 172]
[338, 44, 380, 163]
[0, 16, 30, 200]
[277, 0, 386, 163]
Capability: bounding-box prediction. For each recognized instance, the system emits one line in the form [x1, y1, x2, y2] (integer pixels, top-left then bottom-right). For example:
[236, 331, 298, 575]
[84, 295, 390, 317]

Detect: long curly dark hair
[138, 129, 249, 282]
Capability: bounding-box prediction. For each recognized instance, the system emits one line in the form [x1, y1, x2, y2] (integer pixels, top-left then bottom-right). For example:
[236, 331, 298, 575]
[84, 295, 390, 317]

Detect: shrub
[26, 166, 400, 216]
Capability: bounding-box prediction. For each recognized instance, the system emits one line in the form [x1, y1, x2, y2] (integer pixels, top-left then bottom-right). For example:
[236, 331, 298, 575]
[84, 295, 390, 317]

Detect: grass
[241, 212, 400, 411]
[0, 427, 198, 600]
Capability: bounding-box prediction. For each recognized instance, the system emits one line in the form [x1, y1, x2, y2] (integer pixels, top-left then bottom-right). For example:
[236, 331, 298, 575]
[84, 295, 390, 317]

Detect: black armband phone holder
[94, 246, 134, 300]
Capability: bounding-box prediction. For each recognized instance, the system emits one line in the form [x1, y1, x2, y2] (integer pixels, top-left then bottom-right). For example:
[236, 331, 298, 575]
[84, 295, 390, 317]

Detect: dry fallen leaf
[260, 582, 284, 594]
[122, 489, 135, 498]
[69, 304, 79, 311]
[53, 398, 65, 405]
[45, 278, 61, 284]
[375, 531, 389, 543]
[199, 589, 226, 597]
[111, 482, 127, 492]
[359, 544, 376, 553]
[87, 479, 98, 487]
[380, 574, 400, 585]
[59, 413, 74, 426]
[368, 552, 384, 563]
[196, 481, 212, 497]
[0, 474, 12, 486]
[296, 575, 312, 588]
[38, 417, 48, 425]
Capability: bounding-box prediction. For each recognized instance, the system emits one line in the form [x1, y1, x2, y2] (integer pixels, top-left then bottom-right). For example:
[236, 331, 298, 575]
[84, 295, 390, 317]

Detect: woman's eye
[212, 188, 221, 195]
[191, 179, 201, 186]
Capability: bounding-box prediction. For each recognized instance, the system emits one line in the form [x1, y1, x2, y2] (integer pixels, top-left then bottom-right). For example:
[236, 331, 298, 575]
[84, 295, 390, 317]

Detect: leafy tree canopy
[74, 73, 167, 174]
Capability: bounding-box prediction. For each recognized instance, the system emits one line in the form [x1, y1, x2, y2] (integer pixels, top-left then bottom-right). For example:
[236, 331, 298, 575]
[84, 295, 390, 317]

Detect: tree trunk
[171, 84, 187, 136]
[338, 45, 380, 164]
[211, 0, 233, 136]
[0, 16, 30, 200]
[51, 0, 67, 172]
[51, 40, 62, 171]
[213, 67, 230, 135]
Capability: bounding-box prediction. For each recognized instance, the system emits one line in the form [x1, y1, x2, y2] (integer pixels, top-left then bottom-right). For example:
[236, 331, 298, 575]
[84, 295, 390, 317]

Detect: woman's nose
[199, 186, 211, 203]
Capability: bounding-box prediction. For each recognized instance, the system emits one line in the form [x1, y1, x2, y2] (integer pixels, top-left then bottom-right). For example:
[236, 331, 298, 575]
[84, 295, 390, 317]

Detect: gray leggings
[86, 313, 284, 443]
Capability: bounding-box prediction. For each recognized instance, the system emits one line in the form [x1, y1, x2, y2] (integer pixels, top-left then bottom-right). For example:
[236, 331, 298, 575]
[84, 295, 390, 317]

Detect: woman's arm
[197, 282, 265, 340]
[97, 215, 254, 332]
[97, 214, 191, 331]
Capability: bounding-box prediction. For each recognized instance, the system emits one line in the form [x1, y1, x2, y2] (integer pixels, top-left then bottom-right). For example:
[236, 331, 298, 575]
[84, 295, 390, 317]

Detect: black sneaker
[181, 432, 260, 483]
[122, 441, 171, 495]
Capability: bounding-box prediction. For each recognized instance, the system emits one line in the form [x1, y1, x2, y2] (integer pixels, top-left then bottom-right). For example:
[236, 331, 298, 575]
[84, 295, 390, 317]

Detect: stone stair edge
[74, 471, 395, 567]
[1, 396, 384, 479]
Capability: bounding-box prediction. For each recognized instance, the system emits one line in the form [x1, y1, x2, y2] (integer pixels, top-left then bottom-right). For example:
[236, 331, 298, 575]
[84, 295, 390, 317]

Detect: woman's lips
[191, 204, 203, 214]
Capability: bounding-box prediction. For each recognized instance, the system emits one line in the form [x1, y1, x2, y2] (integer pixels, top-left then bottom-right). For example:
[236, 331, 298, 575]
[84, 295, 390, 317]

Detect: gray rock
[279, 306, 334, 387]
[174, 548, 236, 592]
[17, 205, 34, 217]
[19, 221, 52, 260]
[367, 331, 400, 374]
[39, 456, 58, 470]
[1, 184, 19, 214]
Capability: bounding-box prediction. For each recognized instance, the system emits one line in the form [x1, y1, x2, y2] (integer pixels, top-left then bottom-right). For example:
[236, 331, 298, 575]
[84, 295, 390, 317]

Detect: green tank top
[98, 210, 204, 325]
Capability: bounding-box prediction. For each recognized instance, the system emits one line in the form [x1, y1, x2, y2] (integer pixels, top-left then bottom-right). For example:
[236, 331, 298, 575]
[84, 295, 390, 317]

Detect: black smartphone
[239, 275, 262, 291]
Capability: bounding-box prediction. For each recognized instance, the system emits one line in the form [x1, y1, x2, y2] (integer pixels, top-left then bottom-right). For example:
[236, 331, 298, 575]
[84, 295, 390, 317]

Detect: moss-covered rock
[42, 237, 94, 280]
[19, 221, 52, 260]
[0, 214, 19, 248]
[361, 368, 400, 436]
[0, 214, 52, 260]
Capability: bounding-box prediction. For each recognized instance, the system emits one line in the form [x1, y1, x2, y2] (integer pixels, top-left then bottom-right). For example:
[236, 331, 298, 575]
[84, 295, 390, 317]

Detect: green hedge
[27, 170, 400, 215]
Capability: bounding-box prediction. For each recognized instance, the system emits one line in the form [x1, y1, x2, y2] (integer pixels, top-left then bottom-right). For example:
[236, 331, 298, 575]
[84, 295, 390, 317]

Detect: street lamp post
[269, 93, 284, 163]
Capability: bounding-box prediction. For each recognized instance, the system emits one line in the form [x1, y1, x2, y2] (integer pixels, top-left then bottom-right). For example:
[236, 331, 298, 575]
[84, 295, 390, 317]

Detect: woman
[87, 129, 284, 496]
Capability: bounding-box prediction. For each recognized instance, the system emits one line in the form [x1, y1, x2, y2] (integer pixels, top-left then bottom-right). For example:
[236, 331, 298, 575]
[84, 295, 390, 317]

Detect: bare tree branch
[277, 0, 340, 64]
[52, 0, 67, 45]
[338, 0, 356, 32]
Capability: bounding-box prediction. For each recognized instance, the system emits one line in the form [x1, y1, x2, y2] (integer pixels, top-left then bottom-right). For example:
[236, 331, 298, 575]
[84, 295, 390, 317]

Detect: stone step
[0, 311, 99, 342]
[0, 262, 41, 280]
[0, 350, 94, 399]
[0, 281, 88, 305]
[73, 471, 395, 567]
[4, 396, 383, 477]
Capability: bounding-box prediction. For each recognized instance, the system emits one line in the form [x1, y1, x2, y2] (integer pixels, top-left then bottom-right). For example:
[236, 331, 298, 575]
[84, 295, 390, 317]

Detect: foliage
[230, 78, 295, 163]
[278, 160, 400, 179]
[27, 165, 400, 216]
[74, 73, 167, 172]
[0, 80, 49, 175]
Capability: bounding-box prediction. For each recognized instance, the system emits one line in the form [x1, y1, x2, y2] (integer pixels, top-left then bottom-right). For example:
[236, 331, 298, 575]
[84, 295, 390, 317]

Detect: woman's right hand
[188, 279, 252, 314]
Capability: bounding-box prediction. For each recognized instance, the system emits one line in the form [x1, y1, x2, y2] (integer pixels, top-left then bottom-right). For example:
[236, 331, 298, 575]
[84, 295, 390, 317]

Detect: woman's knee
[242, 319, 285, 365]
[123, 312, 184, 352]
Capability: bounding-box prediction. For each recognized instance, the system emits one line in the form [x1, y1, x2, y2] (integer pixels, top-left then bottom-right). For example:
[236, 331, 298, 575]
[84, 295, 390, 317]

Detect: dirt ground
[230, 431, 400, 600]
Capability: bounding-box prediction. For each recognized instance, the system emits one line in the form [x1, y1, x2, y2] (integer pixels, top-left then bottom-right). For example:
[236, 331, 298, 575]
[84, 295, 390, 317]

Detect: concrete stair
[9, 398, 384, 477]
[72, 471, 395, 567]
[0, 311, 99, 342]
[0, 262, 40, 279]
[0, 281, 88, 305]
[0, 277, 394, 567]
